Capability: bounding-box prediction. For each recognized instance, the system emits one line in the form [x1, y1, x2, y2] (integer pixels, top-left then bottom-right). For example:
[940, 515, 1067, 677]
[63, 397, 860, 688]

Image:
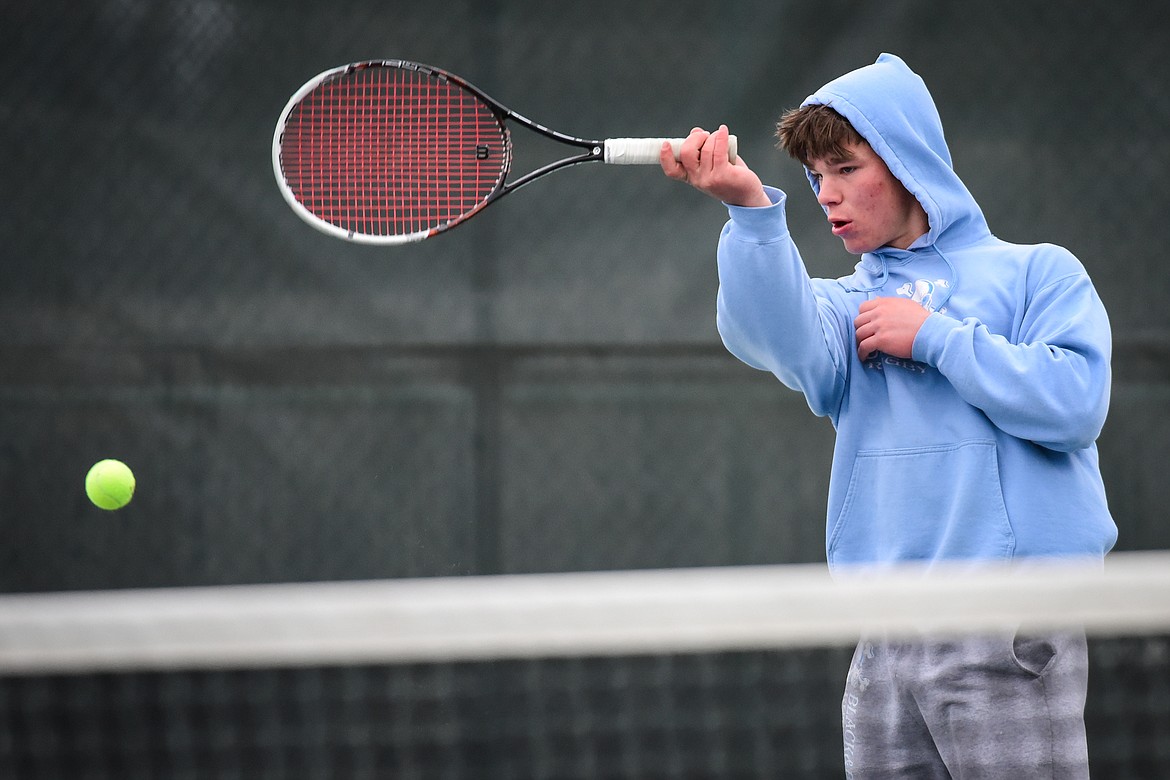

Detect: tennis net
[1, 551, 1168, 778]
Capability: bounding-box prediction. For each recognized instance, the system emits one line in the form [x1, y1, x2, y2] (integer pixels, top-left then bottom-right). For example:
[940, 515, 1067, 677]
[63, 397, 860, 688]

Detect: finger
[853, 308, 876, 330]
[857, 337, 878, 362]
[699, 126, 726, 175]
[709, 125, 732, 169]
[659, 141, 687, 180]
[680, 128, 710, 171]
[854, 321, 876, 343]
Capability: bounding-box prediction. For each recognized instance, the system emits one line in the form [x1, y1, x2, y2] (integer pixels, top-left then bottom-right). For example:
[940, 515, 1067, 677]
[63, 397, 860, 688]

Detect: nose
[817, 179, 840, 207]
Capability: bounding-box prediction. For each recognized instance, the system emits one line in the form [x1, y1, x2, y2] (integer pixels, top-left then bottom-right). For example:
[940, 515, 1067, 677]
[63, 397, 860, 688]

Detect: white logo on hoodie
[896, 278, 949, 313]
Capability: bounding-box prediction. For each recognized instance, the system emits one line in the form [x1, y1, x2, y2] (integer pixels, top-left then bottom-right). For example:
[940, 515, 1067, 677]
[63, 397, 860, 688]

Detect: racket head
[272, 61, 512, 244]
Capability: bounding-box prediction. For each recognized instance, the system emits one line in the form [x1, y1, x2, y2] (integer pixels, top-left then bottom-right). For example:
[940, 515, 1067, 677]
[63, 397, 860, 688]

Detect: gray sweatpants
[841, 630, 1090, 779]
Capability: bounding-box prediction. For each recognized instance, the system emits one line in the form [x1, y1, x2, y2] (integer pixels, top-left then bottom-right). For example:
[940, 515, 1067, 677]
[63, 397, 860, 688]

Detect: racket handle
[604, 136, 739, 165]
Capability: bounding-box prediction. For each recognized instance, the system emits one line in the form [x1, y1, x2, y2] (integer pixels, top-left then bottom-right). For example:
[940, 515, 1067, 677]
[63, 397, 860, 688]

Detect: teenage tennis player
[662, 53, 1116, 778]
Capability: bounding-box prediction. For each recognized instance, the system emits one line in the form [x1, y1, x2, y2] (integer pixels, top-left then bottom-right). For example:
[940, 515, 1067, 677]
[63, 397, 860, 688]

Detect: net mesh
[2, 554, 1168, 779]
[0, 653, 850, 780]
[277, 63, 510, 240]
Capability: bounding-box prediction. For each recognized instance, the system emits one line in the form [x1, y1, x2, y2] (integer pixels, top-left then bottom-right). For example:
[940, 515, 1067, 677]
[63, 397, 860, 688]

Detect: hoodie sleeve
[716, 187, 850, 419]
[912, 247, 1111, 452]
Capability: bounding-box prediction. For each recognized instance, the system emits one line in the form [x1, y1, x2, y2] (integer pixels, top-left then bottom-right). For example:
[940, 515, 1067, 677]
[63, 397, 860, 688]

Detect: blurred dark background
[4, 0, 1167, 592]
[1, 3, 1168, 776]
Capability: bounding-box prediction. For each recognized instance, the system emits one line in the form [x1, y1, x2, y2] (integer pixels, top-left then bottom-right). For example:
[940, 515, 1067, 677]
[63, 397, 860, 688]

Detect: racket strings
[279, 65, 508, 238]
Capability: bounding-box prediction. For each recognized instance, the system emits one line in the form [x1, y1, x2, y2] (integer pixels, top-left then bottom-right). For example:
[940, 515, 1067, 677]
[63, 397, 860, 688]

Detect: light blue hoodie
[716, 53, 1116, 569]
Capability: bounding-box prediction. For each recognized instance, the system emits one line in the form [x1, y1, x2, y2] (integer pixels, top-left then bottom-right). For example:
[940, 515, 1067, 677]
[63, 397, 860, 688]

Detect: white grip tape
[603, 136, 739, 165]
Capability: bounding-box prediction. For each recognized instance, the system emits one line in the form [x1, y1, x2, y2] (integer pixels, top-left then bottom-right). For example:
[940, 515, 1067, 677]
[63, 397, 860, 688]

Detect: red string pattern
[279, 65, 508, 238]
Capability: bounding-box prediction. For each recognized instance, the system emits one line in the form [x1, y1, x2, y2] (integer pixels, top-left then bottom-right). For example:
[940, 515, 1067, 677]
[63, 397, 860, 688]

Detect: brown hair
[776, 104, 866, 167]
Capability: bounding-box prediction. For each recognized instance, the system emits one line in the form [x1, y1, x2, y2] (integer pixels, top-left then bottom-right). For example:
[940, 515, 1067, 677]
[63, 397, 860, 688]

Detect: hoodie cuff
[724, 186, 790, 243]
[912, 311, 962, 366]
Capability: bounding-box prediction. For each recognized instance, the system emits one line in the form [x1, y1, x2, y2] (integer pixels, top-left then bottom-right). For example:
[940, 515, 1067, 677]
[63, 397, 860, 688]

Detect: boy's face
[807, 142, 928, 254]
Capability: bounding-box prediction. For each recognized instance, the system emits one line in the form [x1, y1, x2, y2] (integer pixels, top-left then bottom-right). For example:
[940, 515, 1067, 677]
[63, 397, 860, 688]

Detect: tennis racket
[272, 60, 737, 245]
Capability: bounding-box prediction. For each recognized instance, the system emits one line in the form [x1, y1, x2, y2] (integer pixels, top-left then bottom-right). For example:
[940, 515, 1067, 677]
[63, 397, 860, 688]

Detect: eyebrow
[808, 153, 857, 173]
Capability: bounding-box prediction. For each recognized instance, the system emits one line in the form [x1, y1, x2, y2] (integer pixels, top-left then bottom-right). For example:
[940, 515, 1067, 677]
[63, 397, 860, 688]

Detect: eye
[839, 165, 857, 175]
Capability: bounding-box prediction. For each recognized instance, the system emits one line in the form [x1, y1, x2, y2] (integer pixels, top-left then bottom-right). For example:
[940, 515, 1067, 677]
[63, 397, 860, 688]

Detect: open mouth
[830, 219, 851, 235]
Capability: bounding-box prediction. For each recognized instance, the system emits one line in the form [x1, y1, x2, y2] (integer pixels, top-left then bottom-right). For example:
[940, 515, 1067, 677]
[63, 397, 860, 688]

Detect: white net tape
[0, 551, 1166, 674]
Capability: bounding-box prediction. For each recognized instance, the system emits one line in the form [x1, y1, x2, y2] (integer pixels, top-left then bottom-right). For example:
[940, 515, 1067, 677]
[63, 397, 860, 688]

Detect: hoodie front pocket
[828, 439, 1015, 566]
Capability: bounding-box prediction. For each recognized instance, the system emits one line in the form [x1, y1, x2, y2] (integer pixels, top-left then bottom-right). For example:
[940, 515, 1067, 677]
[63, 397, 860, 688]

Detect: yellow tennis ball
[85, 459, 136, 510]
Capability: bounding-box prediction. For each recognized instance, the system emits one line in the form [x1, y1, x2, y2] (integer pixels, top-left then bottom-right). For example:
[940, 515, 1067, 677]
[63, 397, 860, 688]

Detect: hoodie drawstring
[930, 246, 958, 313]
[846, 246, 958, 312]
[851, 257, 891, 296]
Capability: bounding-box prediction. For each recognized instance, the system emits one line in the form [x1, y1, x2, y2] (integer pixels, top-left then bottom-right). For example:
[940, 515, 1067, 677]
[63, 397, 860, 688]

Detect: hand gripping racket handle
[603, 136, 738, 165]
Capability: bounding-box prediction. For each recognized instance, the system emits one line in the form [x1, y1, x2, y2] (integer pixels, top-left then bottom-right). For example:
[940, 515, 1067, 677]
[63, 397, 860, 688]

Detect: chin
[841, 241, 874, 255]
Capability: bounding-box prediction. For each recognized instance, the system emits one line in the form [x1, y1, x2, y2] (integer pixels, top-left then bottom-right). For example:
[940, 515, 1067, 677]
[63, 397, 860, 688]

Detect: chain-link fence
[4, 0, 1167, 591]
[2, 2, 1169, 776]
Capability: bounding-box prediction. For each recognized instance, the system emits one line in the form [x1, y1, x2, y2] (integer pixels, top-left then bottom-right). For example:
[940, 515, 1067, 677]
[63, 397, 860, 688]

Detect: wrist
[739, 189, 773, 208]
[726, 186, 776, 209]
[912, 311, 960, 365]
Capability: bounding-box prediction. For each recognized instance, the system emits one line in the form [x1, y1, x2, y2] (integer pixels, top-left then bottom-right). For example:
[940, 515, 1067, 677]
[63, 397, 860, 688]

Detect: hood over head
[801, 53, 989, 250]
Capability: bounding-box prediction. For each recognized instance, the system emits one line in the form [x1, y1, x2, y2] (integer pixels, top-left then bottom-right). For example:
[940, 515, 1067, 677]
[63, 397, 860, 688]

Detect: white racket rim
[270, 63, 457, 246]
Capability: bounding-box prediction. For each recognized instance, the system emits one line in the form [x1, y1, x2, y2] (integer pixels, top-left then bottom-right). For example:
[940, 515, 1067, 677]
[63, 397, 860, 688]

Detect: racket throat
[504, 145, 603, 193]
